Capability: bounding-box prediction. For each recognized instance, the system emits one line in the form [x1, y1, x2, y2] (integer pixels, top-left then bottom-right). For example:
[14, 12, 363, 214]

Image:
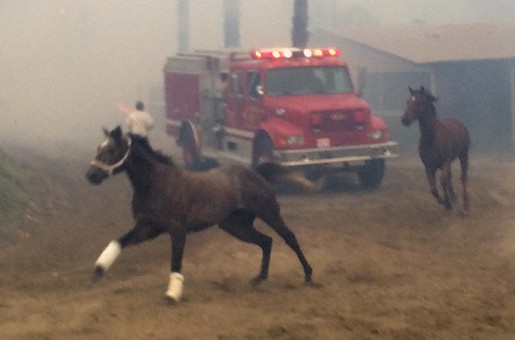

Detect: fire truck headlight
[281, 135, 304, 146]
[367, 130, 384, 140]
[275, 108, 286, 116]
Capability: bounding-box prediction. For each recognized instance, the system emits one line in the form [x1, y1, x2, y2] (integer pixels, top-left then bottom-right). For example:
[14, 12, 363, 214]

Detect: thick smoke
[0, 0, 511, 150]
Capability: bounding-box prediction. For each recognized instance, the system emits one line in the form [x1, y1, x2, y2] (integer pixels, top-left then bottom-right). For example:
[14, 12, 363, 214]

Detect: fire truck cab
[164, 47, 398, 188]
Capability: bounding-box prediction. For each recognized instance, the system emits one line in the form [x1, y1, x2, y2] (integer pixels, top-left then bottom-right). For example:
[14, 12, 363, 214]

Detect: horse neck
[124, 148, 179, 193]
[417, 107, 439, 142]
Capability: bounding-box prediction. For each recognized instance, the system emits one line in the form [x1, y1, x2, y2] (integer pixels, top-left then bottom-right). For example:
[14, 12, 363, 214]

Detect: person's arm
[146, 113, 154, 132]
[125, 114, 133, 131]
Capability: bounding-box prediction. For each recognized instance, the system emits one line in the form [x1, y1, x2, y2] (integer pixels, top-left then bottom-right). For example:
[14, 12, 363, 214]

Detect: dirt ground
[1, 142, 515, 340]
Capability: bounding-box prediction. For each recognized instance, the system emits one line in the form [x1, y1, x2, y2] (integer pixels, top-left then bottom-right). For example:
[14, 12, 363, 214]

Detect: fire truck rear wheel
[252, 136, 274, 169]
[357, 159, 385, 189]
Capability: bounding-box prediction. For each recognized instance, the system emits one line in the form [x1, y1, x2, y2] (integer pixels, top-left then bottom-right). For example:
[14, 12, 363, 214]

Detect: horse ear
[408, 86, 414, 95]
[111, 126, 123, 139]
[102, 127, 109, 136]
[420, 86, 425, 93]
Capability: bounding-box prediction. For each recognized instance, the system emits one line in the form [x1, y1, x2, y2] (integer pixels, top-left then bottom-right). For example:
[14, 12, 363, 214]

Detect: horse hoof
[458, 210, 470, 217]
[91, 267, 104, 282]
[305, 280, 323, 289]
[165, 296, 179, 305]
[250, 276, 266, 288]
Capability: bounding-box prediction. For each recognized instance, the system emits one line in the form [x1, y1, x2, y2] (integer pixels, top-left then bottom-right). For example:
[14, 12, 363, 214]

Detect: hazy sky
[0, 0, 513, 147]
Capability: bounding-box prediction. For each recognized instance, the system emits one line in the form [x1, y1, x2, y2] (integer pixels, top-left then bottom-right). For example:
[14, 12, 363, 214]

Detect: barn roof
[316, 22, 515, 64]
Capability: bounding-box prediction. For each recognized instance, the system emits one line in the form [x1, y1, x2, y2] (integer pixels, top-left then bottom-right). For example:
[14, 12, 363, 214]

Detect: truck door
[242, 70, 264, 132]
[224, 70, 244, 130]
[225, 70, 263, 132]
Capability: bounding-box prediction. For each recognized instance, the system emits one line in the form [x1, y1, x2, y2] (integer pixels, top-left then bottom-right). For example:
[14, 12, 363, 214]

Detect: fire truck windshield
[265, 66, 353, 96]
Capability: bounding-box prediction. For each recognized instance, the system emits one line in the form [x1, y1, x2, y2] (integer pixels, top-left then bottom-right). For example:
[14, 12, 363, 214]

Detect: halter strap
[90, 139, 132, 176]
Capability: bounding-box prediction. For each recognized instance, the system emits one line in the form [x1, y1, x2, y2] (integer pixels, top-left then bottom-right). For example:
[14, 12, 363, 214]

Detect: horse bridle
[90, 138, 132, 176]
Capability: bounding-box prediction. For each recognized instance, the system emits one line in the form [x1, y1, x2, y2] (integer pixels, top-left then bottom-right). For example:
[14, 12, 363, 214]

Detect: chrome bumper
[274, 141, 399, 167]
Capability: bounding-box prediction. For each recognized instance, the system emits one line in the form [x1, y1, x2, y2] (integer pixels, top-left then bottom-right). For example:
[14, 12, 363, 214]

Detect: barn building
[311, 23, 515, 151]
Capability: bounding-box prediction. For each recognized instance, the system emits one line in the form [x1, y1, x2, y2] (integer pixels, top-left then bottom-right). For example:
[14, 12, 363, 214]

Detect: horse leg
[459, 151, 470, 211]
[261, 214, 313, 286]
[440, 162, 453, 211]
[425, 167, 444, 206]
[165, 231, 187, 303]
[92, 222, 161, 281]
[448, 167, 457, 203]
[219, 211, 273, 287]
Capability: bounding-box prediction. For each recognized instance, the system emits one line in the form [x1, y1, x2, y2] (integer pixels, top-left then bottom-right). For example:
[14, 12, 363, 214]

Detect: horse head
[86, 126, 131, 185]
[401, 86, 437, 126]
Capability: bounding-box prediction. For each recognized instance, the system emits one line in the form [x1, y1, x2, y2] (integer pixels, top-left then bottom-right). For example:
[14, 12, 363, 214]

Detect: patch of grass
[0, 147, 29, 227]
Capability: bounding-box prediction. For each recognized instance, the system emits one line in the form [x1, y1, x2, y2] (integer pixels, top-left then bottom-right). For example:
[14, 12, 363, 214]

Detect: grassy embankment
[0, 147, 28, 234]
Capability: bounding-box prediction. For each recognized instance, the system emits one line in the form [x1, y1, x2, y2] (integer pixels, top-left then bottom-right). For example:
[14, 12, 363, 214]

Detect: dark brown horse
[85, 126, 315, 303]
[401, 86, 470, 211]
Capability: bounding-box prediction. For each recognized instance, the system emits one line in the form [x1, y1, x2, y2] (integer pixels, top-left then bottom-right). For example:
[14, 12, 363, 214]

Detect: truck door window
[248, 71, 261, 99]
[231, 72, 244, 98]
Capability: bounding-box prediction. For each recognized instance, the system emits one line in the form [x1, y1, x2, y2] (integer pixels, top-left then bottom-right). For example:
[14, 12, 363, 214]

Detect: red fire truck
[164, 47, 398, 188]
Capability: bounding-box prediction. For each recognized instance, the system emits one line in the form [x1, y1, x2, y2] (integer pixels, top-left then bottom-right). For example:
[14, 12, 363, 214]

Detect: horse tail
[255, 163, 324, 192]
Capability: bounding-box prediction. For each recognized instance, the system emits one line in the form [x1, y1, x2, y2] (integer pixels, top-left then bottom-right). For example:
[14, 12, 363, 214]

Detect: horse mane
[130, 137, 174, 166]
[419, 86, 438, 103]
[411, 86, 437, 115]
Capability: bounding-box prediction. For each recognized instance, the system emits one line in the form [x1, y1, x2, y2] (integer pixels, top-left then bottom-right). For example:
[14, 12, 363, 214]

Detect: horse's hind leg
[219, 211, 272, 286]
[459, 151, 470, 211]
[261, 214, 313, 285]
[448, 167, 457, 203]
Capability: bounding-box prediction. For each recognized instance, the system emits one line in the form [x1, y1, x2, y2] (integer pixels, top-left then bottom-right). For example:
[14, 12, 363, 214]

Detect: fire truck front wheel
[177, 123, 200, 170]
[252, 135, 274, 169]
[357, 159, 385, 189]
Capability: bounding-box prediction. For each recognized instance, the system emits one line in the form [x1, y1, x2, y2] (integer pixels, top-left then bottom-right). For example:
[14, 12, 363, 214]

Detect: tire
[357, 159, 385, 189]
[177, 123, 200, 170]
[304, 167, 325, 181]
[252, 135, 274, 169]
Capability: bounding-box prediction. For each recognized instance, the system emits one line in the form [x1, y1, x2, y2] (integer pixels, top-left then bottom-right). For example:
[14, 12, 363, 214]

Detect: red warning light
[251, 48, 340, 60]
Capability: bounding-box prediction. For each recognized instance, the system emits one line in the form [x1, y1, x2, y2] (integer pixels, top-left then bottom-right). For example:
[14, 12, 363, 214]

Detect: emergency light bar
[251, 47, 340, 60]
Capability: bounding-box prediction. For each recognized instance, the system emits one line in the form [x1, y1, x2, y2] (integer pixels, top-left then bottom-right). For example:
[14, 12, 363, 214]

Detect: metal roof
[317, 22, 515, 64]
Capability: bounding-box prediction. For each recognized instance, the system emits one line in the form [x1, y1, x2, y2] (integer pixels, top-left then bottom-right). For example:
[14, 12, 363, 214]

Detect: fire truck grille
[310, 110, 360, 132]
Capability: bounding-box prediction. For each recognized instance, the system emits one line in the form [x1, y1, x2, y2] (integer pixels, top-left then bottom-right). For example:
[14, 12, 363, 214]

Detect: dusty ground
[1, 142, 515, 340]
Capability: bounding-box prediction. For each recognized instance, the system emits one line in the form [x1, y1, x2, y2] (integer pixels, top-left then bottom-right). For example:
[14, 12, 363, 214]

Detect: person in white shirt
[126, 101, 153, 137]
[126, 101, 154, 150]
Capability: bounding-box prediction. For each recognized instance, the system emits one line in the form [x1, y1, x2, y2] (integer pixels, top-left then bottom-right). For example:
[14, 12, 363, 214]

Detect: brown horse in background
[401, 86, 470, 211]
[85, 126, 315, 303]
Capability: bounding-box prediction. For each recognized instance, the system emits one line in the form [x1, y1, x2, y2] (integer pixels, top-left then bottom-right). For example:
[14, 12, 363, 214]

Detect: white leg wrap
[165, 272, 185, 302]
[95, 240, 121, 271]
